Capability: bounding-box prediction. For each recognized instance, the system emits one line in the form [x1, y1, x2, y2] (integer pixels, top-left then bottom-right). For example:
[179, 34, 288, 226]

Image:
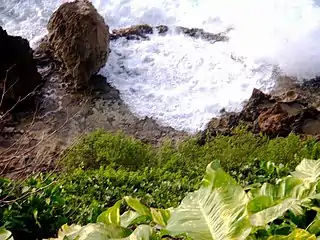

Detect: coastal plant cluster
[2, 129, 320, 239]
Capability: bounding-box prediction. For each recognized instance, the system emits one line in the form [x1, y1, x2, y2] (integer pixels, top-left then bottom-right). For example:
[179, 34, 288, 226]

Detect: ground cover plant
[3, 158, 320, 240]
[2, 129, 320, 239]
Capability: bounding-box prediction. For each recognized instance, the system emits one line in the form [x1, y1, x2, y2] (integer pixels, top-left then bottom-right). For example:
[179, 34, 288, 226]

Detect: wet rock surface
[201, 81, 320, 144]
[110, 24, 230, 43]
[3, 22, 320, 178]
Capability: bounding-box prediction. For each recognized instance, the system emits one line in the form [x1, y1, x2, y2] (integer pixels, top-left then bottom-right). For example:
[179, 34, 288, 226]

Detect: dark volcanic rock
[201, 87, 320, 143]
[44, 0, 110, 90]
[110, 24, 230, 43]
[0, 26, 41, 112]
[301, 76, 320, 93]
[258, 103, 290, 137]
[110, 24, 168, 40]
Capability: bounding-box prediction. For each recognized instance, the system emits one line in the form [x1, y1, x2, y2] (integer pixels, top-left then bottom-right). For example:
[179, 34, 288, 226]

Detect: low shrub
[63, 130, 154, 170]
[3, 129, 320, 239]
[64, 129, 320, 178]
[154, 131, 320, 178]
[15, 158, 320, 240]
[0, 175, 68, 240]
[59, 167, 199, 225]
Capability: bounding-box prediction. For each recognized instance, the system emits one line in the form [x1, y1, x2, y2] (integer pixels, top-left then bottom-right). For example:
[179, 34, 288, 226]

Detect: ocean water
[1, 0, 320, 132]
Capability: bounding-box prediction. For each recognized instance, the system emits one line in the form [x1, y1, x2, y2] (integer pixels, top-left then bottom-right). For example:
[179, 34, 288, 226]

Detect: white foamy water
[2, 0, 320, 132]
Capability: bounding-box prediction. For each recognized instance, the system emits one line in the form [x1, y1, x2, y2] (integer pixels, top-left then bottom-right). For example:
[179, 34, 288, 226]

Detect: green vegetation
[63, 131, 154, 170]
[63, 129, 320, 176]
[3, 158, 320, 240]
[2, 129, 320, 239]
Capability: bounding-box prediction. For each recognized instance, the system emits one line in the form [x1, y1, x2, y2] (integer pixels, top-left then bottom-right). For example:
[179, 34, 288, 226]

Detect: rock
[46, 0, 110, 90]
[176, 26, 230, 43]
[257, 103, 290, 137]
[0, 26, 41, 112]
[202, 86, 320, 142]
[110, 24, 230, 43]
[271, 90, 299, 103]
[239, 88, 273, 122]
[110, 24, 167, 40]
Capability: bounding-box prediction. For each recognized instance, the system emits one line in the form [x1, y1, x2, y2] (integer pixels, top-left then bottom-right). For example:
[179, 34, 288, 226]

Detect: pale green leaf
[21, 186, 30, 194]
[248, 176, 318, 226]
[165, 161, 251, 240]
[124, 197, 151, 217]
[267, 228, 316, 240]
[58, 224, 82, 237]
[291, 159, 320, 183]
[122, 225, 153, 240]
[150, 208, 170, 227]
[250, 198, 303, 226]
[0, 227, 13, 240]
[47, 223, 127, 240]
[47, 223, 154, 240]
[97, 200, 122, 225]
[120, 211, 141, 228]
[247, 196, 273, 213]
[308, 212, 320, 235]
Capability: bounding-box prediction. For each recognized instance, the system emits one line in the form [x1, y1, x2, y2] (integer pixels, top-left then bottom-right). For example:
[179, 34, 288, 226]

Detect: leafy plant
[34, 158, 320, 240]
[59, 166, 197, 224]
[46, 196, 168, 240]
[63, 129, 320, 177]
[4, 129, 320, 240]
[0, 175, 68, 240]
[63, 130, 154, 170]
[0, 227, 13, 240]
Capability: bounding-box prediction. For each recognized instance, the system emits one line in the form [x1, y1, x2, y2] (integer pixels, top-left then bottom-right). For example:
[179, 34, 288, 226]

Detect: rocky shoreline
[200, 76, 320, 144]
[2, 0, 320, 178]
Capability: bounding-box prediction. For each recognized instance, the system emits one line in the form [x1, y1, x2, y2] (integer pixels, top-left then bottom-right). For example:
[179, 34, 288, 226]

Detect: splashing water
[2, 0, 320, 132]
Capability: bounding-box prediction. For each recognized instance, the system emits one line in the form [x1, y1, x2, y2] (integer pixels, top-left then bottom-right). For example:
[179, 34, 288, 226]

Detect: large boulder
[46, 0, 110, 90]
[0, 26, 41, 112]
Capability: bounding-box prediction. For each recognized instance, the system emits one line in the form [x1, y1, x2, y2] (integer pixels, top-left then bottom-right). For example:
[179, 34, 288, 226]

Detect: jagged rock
[0, 26, 41, 112]
[110, 24, 230, 43]
[239, 88, 273, 122]
[176, 26, 230, 43]
[271, 90, 299, 103]
[45, 0, 110, 90]
[110, 24, 168, 40]
[201, 87, 320, 143]
[258, 103, 290, 137]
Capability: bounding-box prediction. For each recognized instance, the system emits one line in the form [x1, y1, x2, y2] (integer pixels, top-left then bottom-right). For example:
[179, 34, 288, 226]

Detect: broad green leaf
[97, 200, 122, 225]
[248, 176, 318, 226]
[120, 211, 141, 228]
[250, 198, 303, 226]
[267, 228, 316, 240]
[58, 224, 82, 237]
[46, 224, 81, 239]
[308, 212, 320, 235]
[122, 225, 154, 240]
[249, 177, 303, 200]
[150, 208, 170, 227]
[48, 223, 127, 240]
[165, 162, 251, 240]
[247, 196, 273, 213]
[48, 224, 153, 240]
[124, 197, 151, 217]
[0, 227, 13, 240]
[291, 159, 320, 183]
[202, 161, 237, 188]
